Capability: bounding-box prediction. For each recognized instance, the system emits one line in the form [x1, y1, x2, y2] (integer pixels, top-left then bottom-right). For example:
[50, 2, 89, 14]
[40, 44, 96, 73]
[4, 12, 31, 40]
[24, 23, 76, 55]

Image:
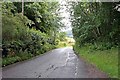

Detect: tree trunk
[22, 0, 24, 16]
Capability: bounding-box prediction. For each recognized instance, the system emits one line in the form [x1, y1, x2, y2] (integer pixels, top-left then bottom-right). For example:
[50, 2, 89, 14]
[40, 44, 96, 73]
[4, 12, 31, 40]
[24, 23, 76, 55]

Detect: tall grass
[74, 44, 118, 78]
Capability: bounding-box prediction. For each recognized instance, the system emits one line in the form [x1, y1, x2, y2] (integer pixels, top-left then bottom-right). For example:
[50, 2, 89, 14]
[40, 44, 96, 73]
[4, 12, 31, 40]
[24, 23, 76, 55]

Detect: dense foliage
[56, 32, 66, 41]
[2, 2, 61, 66]
[70, 2, 119, 78]
[70, 2, 120, 50]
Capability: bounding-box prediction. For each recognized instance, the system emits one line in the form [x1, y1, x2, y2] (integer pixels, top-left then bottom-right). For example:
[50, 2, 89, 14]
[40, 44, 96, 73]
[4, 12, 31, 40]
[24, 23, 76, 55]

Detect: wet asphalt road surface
[2, 47, 108, 78]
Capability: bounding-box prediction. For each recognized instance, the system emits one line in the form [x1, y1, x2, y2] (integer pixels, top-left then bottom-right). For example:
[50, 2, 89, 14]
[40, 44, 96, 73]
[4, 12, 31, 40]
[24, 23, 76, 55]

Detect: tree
[57, 32, 66, 41]
[2, 1, 63, 59]
[70, 2, 120, 47]
[22, 0, 24, 16]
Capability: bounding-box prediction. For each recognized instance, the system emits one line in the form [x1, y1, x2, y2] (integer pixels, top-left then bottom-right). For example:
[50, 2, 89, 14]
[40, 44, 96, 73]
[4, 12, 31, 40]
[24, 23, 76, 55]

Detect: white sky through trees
[59, 0, 72, 32]
[58, 0, 73, 37]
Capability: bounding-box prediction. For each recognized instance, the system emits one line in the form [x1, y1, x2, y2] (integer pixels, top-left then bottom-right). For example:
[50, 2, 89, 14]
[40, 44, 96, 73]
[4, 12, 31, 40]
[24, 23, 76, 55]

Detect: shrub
[16, 50, 33, 61]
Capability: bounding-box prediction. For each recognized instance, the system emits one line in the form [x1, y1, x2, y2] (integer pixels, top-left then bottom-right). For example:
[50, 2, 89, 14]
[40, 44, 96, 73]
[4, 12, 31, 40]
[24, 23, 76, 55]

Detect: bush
[89, 42, 113, 51]
[16, 50, 33, 61]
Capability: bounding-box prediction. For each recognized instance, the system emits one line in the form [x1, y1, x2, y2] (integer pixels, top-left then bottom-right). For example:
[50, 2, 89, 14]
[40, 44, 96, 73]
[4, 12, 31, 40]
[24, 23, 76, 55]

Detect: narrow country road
[2, 47, 108, 78]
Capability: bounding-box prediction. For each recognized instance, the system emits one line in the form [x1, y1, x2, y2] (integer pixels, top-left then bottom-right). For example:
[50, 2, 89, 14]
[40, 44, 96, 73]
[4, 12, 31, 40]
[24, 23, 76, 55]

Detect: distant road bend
[3, 47, 108, 78]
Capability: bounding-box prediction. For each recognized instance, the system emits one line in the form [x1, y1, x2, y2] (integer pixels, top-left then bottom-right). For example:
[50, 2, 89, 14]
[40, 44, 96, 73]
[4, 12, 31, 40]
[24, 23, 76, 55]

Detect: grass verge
[74, 44, 118, 78]
[2, 46, 55, 67]
[2, 53, 33, 67]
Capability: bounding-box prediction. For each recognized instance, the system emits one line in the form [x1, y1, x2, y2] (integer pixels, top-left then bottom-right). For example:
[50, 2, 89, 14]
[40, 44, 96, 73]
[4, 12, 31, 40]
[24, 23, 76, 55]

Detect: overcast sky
[58, 0, 72, 32]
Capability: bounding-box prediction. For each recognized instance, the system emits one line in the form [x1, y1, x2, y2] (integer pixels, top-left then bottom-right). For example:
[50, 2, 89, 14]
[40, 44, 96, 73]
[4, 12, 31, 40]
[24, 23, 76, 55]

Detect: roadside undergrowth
[73, 44, 118, 78]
